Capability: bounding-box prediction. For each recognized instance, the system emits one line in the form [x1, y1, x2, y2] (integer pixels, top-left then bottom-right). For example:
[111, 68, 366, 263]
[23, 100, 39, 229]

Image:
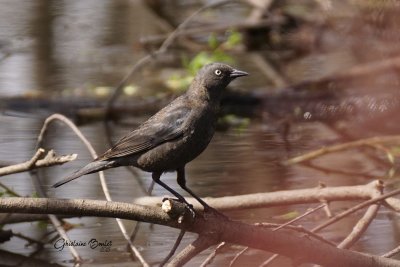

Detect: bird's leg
[151, 172, 194, 212]
[177, 167, 214, 212]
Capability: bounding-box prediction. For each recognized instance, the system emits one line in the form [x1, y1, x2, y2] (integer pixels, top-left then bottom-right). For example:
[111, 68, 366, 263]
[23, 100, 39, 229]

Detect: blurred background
[1, 0, 400, 266]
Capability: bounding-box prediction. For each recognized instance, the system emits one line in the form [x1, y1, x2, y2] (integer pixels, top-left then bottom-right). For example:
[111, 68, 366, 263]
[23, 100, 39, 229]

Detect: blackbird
[53, 62, 248, 211]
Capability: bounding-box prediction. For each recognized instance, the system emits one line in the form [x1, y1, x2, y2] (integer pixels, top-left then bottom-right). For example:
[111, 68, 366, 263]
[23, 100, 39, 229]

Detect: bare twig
[382, 245, 400, 258]
[243, 204, 326, 267]
[256, 223, 336, 246]
[337, 181, 383, 249]
[322, 200, 333, 217]
[13, 232, 46, 247]
[284, 135, 400, 165]
[273, 203, 325, 232]
[229, 246, 248, 267]
[0, 182, 20, 197]
[312, 184, 400, 233]
[159, 229, 186, 267]
[200, 242, 226, 267]
[0, 148, 75, 177]
[259, 254, 279, 267]
[168, 235, 218, 267]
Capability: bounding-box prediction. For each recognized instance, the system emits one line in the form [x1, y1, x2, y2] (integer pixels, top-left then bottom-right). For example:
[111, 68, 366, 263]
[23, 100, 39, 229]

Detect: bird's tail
[52, 160, 113, 188]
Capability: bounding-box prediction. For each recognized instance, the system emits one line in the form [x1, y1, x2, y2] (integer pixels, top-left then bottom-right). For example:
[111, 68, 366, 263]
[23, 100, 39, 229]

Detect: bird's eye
[214, 69, 222, 76]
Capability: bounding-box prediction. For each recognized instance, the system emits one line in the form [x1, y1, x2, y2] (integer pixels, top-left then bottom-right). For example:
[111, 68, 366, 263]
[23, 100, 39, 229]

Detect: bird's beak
[230, 69, 249, 78]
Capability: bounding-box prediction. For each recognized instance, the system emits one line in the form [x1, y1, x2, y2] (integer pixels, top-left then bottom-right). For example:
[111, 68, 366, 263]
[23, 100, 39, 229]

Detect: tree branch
[1, 197, 399, 267]
[134, 180, 397, 211]
[337, 183, 383, 249]
[0, 149, 76, 177]
[284, 135, 400, 165]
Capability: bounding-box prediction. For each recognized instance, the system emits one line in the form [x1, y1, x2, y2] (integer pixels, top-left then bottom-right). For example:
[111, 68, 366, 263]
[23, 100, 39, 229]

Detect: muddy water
[0, 1, 399, 266]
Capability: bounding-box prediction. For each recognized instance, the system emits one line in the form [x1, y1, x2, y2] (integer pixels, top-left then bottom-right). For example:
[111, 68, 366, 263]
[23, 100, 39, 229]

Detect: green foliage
[167, 30, 243, 92]
[208, 33, 219, 50]
[185, 51, 233, 76]
[218, 114, 250, 133]
[225, 30, 242, 49]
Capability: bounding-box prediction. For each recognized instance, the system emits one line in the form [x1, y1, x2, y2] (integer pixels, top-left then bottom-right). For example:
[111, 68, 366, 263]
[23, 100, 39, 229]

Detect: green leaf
[208, 33, 219, 50]
[226, 30, 242, 48]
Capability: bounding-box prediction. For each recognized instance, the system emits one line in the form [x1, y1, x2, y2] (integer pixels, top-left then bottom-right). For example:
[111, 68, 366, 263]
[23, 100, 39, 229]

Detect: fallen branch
[0, 197, 399, 267]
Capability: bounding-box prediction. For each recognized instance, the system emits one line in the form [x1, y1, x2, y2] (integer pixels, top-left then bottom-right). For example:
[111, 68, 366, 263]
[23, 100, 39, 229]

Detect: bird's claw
[185, 204, 196, 219]
[162, 197, 196, 219]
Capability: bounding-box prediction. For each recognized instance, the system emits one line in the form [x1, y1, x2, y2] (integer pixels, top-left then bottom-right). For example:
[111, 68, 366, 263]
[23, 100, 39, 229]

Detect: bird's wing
[97, 103, 190, 160]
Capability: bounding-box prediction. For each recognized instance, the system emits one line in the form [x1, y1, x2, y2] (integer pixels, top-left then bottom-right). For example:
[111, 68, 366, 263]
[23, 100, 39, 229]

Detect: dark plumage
[53, 63, 248, 211]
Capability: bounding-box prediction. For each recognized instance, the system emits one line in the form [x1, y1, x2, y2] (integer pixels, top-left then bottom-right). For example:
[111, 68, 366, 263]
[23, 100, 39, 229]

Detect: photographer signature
[54, 238, 112, 252]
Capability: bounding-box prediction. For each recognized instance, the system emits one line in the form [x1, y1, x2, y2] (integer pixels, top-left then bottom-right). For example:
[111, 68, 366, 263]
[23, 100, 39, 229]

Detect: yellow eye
[214, 69, 222, 76]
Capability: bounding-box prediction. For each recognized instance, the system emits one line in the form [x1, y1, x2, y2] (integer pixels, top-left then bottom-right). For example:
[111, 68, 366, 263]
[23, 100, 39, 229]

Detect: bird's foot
[162, 197, 196, 219]
[185, 204, 196, 219]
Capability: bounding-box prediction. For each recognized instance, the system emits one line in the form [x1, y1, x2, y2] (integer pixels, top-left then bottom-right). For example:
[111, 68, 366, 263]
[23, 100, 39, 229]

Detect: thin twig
[272, 203, 325, 232]
[13, 232, 46, 247]
[382, 245, 400, 258]
[233, 204, 326, 267]
[200, 242, 226, 267]
[168, 235, 218, 267]
[312, 185, 400, 233]
[229, 246, 248, 267]
[337, 181, 383, 249]
[259, 254, 279, 267]
[284, 135, 400, 165]
[159, 229, 186, 267]
[0, 149, 76, 177]
[256, 223, 336, 246]
[0, 181, 20, 197]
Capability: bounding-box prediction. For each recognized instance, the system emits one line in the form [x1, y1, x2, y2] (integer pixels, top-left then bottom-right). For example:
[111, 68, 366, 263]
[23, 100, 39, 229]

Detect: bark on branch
[0, 149, 76, 177]
[134, 180, 399, 211]
[0, 197, 399, 267]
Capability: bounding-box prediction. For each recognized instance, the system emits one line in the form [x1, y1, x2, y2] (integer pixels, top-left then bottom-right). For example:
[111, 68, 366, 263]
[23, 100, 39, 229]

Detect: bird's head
[195, 63, 248, 92]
